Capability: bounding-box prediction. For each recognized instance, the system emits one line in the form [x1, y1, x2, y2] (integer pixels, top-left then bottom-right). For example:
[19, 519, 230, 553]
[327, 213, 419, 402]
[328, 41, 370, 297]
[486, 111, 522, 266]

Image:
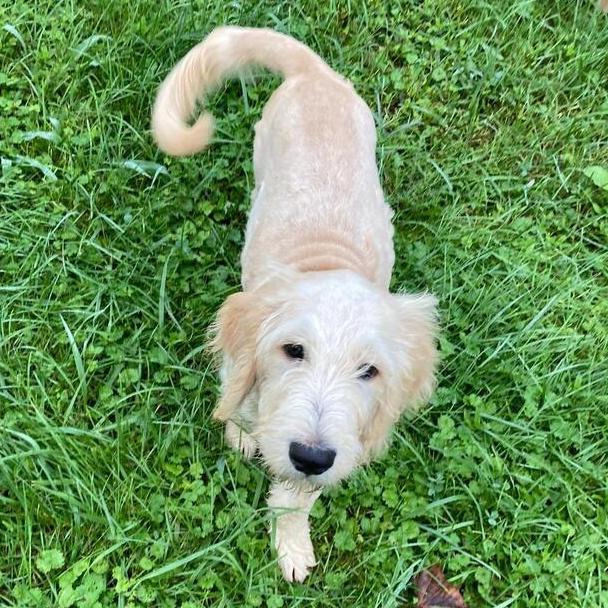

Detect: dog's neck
[284, 232, 373, 280]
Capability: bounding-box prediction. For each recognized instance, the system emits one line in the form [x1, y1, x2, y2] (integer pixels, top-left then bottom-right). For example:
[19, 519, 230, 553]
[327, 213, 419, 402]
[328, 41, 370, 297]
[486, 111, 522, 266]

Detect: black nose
[289, 442, 336, 475]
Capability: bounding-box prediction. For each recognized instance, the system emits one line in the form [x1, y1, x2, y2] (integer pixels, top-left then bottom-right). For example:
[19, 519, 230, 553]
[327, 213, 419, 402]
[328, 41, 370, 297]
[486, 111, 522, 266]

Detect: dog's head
[211, 269, 438, 486]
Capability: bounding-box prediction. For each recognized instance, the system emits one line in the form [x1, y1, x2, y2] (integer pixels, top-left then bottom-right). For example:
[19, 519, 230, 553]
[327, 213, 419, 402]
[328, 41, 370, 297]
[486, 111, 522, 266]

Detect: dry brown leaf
[415, 565, 468, 608]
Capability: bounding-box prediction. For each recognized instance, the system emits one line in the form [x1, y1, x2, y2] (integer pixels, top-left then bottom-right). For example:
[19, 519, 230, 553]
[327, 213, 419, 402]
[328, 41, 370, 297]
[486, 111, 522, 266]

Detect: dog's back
[241, 70, 395, 290]
[153, 27, 396, 290]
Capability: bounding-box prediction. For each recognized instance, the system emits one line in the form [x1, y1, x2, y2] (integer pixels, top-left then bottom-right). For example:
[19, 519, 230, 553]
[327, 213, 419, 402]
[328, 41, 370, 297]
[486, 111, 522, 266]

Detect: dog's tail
[151, 26, 330, 157]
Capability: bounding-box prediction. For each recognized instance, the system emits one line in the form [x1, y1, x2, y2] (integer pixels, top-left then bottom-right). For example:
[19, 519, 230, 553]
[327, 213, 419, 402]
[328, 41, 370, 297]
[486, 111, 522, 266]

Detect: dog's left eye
[358, 364, 378, 380]
[283, 343, 305, 360]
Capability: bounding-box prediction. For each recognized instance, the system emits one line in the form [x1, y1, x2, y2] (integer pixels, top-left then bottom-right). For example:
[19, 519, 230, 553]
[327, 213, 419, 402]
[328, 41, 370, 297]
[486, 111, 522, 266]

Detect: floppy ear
[362, 292, 439, 459]
[396, 292, 439, 406]
[210, 291, 262, 422]
[210, 270, 297, 422]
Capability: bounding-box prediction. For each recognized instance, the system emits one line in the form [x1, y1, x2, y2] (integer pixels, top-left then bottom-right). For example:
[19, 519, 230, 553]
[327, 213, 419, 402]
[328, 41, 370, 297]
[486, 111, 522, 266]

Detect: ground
[1, 1, 608, 606]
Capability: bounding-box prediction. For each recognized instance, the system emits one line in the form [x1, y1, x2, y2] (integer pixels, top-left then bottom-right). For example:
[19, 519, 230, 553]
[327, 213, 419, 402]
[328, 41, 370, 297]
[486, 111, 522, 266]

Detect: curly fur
[152, 26, 439, 582]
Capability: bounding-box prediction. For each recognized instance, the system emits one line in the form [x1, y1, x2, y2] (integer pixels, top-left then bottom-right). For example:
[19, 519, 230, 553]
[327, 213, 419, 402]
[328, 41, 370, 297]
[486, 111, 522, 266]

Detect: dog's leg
[268, 480, 322, 582]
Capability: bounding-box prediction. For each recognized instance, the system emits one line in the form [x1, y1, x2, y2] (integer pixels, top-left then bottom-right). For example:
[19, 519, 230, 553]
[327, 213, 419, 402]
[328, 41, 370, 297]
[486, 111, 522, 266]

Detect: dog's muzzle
[289, 442, 336, 475]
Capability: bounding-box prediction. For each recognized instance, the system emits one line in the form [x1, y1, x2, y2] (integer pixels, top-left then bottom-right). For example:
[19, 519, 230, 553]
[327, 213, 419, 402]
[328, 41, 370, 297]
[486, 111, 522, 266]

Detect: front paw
[274, 522, 316, 582]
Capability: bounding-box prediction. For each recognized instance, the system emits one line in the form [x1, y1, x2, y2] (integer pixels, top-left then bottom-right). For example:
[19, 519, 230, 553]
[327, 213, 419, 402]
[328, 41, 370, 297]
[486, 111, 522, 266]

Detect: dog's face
[213, 269, 437, 486]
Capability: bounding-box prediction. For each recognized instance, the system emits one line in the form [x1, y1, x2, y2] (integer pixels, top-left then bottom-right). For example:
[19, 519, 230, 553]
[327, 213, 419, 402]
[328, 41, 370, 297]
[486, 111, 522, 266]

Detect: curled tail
[151, 26, 329, 156]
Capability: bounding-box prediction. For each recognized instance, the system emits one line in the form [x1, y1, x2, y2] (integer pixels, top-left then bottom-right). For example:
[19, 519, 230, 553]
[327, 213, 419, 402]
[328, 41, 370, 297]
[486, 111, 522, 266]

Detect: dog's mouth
[276, 474, 324, 493]
[277, 464, 349, 489]
[256, 437, 354, 488]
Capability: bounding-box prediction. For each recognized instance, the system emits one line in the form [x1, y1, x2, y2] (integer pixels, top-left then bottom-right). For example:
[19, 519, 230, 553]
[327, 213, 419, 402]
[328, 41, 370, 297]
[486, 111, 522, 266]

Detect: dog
[152, 26, 438, 582]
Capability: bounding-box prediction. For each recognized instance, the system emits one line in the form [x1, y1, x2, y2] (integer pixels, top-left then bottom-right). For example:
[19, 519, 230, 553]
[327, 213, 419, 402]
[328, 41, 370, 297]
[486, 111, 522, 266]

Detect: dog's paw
[275, 523, 316, 583]
[225, 421, 257, 459]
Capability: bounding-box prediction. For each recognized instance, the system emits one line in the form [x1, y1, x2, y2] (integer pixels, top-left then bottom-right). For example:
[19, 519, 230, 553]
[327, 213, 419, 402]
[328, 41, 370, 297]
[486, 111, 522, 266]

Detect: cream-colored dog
[152, 26, 438, 582]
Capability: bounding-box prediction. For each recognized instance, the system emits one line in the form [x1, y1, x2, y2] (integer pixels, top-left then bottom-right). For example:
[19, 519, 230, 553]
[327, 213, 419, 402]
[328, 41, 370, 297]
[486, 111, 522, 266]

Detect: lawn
[1, 0, 608, 606]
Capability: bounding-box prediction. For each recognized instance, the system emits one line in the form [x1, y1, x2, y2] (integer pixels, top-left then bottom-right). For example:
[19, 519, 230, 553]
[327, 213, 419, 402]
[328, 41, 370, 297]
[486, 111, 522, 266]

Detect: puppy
[152, 26, 438, 582]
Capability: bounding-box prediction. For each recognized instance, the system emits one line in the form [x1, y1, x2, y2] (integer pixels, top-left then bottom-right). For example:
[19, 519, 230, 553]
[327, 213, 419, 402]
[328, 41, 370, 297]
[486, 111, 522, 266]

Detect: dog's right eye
[282, 343, 305, 360]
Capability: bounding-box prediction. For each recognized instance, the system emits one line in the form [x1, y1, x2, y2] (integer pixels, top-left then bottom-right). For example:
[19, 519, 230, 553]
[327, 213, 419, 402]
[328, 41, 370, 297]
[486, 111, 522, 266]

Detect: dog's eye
[358, 364, 378, 380]
[283, 343, 305, 360]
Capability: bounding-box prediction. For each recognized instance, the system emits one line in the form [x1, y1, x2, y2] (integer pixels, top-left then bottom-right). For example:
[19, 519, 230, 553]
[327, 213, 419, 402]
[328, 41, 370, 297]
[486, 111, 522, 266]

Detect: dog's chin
[294, 471, 338, 486]
[272, 472, 340, 492]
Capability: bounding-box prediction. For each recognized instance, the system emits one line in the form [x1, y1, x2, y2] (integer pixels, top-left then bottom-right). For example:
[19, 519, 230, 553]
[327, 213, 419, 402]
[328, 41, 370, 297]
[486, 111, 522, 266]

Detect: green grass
[1, 0, 608, 606]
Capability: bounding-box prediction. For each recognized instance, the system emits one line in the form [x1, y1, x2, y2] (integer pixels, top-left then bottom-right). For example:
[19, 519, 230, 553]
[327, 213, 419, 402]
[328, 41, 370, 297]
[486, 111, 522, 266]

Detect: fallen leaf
[416, 565, 468, 608]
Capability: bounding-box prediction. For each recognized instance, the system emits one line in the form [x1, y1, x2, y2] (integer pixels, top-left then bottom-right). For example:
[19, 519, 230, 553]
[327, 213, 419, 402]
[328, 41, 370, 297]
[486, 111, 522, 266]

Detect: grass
[1, 0, 608, 606]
